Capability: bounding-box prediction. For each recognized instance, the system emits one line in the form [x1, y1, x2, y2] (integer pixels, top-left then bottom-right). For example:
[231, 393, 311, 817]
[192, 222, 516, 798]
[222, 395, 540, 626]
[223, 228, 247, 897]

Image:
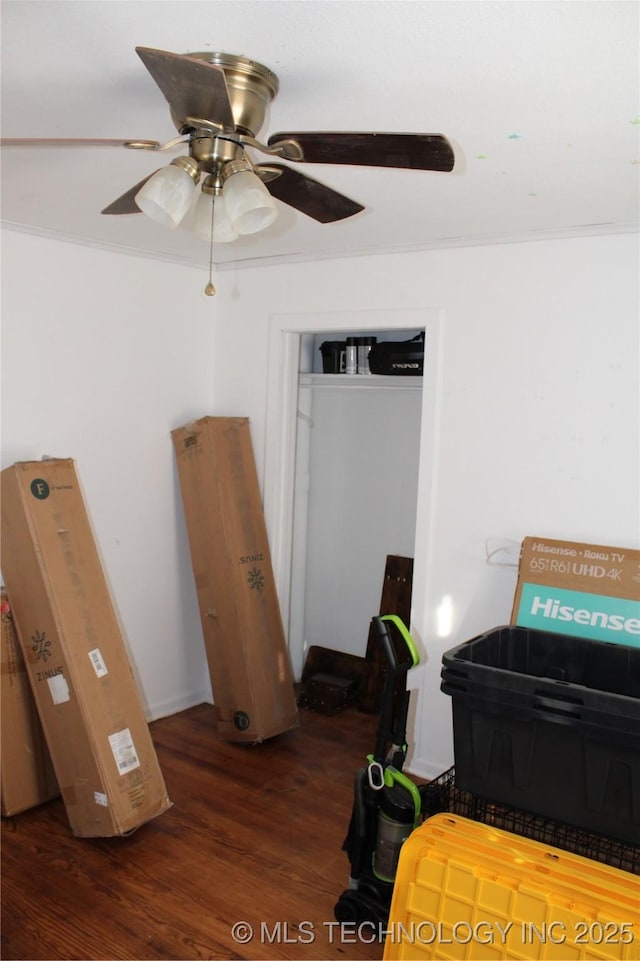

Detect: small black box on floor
[298, 673, 356, 715]
[441, 626, 640, 845]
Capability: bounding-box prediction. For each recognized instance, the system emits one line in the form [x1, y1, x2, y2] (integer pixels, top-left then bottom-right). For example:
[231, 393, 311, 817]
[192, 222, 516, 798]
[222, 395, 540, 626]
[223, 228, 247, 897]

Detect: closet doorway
[263, 307, 444, 680]
[289, 332, 423, 678]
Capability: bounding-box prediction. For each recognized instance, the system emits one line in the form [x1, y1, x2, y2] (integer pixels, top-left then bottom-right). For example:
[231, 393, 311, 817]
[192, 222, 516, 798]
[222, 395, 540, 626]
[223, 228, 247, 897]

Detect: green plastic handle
[384, 766, 422, 828]
[380, 614, 420, 668]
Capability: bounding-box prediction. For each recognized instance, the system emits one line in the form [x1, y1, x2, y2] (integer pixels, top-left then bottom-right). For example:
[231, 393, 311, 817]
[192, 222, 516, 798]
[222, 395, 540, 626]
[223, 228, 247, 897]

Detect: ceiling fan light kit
[221, 161, 278, 235]
[1, 46, 455, 295]
[135, 156, 200, 228]
[193, 187, 239, 244]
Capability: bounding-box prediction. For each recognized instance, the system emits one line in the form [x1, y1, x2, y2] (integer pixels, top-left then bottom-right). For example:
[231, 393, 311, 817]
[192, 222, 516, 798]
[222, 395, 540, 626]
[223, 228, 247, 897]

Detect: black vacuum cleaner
[334, 614, 422, 927]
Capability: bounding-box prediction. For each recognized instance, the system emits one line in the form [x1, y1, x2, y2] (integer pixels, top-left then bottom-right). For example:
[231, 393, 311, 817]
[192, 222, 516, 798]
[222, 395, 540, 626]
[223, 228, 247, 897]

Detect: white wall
[1, 230, 218, 719]
[300, 379, 422, 669]
[210, 233, 640, 777]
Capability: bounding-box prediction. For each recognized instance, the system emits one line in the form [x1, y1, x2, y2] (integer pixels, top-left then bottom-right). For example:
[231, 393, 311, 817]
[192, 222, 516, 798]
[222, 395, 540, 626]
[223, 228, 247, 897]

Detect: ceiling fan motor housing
[175, 52, 279, 138]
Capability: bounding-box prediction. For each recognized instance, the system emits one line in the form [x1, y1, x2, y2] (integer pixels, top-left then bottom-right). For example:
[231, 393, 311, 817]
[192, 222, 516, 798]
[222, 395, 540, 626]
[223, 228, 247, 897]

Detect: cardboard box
[0, 459, 171, 837]
[511, 536, 640, 647]
[1, 588, 59, 816]
[172, 416, 299, 742]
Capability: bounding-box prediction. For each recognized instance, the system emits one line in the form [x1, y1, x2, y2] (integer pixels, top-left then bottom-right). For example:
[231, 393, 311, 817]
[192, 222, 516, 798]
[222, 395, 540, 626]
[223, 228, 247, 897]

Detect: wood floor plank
[1, 703, 387, 960]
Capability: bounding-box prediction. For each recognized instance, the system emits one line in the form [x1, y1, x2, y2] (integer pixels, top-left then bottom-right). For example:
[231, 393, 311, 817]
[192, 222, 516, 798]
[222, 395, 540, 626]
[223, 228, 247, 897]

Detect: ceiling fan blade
[259, 164, 364, 223]
[101, 171, 160, 215]
[0, 138, 152, 148]
[267, 132, 455, 171]
[135, 47, 235, 131]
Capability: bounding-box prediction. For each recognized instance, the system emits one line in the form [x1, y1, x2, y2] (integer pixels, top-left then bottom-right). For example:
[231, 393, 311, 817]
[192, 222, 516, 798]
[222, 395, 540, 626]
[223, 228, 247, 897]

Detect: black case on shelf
[368, 333, 424, 376]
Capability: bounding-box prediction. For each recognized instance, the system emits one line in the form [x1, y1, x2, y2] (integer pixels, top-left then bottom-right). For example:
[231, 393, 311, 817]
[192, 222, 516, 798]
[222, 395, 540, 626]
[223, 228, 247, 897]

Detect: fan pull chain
[204, 192, 216, 297]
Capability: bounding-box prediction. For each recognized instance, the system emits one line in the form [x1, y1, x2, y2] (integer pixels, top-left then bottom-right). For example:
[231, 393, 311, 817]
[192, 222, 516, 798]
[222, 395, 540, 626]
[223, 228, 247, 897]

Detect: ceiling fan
[3, 47, 455, 218]
[2, 48, 455, 292]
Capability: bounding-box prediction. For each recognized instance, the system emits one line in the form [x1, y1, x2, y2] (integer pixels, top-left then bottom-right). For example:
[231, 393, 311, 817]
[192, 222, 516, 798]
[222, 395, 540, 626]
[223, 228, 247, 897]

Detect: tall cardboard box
[172, 416, 299, 742]
[0, 459, 171, 837]
[1, 588, 59, 816]
[511, 536, 640, 646]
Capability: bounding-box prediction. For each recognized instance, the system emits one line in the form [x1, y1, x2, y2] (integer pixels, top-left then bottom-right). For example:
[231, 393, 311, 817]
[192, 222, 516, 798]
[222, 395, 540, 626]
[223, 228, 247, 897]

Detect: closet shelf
[300, 374, 423, 390]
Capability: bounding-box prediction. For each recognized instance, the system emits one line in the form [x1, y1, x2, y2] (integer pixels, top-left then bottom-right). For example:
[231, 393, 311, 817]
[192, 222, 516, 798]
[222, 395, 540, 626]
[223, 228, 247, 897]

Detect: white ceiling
[1, 0, 638, 272]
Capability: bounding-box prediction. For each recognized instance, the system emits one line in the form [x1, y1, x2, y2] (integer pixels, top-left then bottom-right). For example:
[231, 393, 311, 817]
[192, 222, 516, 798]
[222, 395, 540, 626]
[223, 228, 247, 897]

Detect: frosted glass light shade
[222, 169, 277, 235]
[135, 164, 197, 228]
[193, 191, 239, 243]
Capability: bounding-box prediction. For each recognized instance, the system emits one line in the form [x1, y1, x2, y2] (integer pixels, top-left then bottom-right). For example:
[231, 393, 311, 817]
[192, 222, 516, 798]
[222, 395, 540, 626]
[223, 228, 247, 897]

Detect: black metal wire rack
[420, 766, 640, 876]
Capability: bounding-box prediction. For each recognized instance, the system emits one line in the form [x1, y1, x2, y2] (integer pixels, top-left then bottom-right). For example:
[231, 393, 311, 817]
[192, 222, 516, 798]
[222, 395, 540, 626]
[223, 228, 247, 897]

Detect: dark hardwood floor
[1, 702, 387, 961]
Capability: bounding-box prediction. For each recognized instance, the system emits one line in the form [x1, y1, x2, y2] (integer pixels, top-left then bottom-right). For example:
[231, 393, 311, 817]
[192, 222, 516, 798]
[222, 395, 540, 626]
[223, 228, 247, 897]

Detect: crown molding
[1, 219, 638, 274]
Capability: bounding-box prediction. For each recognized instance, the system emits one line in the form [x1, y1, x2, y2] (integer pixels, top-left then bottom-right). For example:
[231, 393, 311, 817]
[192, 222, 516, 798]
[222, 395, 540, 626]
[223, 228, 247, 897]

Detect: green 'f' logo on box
[30, 479, 50, 499]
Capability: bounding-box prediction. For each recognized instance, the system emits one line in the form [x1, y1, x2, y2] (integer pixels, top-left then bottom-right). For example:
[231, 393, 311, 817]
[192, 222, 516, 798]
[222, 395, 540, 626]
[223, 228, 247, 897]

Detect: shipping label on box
[511, 536, 640, 646]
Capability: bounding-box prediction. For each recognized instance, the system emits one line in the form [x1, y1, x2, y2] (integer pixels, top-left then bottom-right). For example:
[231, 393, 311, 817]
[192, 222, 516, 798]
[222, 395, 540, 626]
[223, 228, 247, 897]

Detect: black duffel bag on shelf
[368, 332, 424, 376]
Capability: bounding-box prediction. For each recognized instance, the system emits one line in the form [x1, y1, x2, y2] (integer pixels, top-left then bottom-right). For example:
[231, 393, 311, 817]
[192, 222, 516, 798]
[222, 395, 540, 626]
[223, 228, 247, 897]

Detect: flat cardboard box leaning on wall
[172, 416, 299, 743]
[511, 536, 640, 647]
[0, 459, 171, 837]
[1, 588, 59, 816]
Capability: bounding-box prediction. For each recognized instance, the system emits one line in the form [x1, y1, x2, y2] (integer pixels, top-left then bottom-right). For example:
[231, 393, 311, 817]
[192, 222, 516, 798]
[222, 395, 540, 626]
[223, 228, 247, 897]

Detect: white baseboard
[405, 754, 454, 782]
[145, 689, 213, 723]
